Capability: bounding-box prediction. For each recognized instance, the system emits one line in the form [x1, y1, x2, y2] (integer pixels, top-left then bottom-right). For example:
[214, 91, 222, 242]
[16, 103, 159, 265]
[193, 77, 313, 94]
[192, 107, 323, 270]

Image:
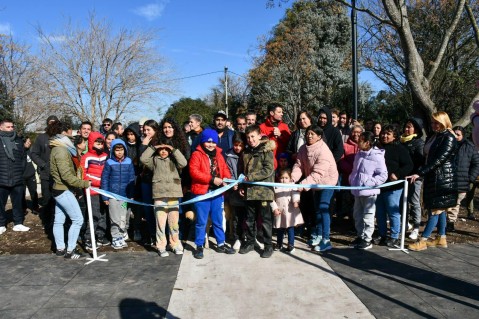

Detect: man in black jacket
[30, 115, 58, 231]
[0, 119, 28, 235]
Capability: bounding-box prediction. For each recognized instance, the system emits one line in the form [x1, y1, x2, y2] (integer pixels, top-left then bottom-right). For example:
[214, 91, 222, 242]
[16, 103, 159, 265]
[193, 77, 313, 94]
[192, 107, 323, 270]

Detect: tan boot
[426, 237, 437, 247]
[408, 238, 427, 251]
[435, 235, 448, 248]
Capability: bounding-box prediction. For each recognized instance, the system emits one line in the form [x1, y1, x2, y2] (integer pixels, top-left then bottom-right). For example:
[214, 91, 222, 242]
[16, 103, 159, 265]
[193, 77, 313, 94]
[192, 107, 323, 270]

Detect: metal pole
[352, 0, 358, 120]
[224, 66, 228, 117]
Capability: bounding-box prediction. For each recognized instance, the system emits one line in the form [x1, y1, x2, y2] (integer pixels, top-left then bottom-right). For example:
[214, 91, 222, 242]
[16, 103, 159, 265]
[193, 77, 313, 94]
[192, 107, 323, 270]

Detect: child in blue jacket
[101, 139, 136, 249]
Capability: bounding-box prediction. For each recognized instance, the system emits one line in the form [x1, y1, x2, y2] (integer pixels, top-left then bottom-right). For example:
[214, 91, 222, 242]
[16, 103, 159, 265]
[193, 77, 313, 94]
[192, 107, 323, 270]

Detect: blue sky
[1, 0, 384, 118]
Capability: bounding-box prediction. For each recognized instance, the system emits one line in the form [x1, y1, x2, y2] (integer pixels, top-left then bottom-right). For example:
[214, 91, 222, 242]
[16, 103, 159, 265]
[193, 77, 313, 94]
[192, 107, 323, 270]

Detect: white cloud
[0, 23, 13, 35]
[203, 49, 248, 59]
[133, 0, 169, 21]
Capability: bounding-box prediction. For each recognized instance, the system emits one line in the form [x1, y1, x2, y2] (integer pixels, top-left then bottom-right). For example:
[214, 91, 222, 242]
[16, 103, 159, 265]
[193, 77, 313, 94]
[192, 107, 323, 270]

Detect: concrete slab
[167, 240, 374, 319]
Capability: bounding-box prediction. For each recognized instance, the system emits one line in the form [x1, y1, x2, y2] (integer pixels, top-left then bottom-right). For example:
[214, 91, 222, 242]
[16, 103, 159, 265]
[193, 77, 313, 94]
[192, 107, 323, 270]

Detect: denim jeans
[53, 190, 84, 252]
[422, 210, 446, 238]
[376, 189, 403, 239]
[312, 188, 334, 240]
[277, 226, 295, 247]
[0, 185, 25, 227]
[407, 179, 423, 228]
[194, 193, 225, 247]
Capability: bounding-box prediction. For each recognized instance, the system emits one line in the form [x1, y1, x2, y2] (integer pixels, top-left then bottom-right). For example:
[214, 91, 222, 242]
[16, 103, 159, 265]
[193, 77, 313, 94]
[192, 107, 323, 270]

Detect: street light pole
[224, 66, 228, 117]
[352, 0, 358, 120]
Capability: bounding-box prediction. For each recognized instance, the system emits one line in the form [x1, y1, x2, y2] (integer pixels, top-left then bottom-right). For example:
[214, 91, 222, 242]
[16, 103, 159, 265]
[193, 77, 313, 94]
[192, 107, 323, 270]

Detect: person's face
[350, 127, 362, 143]
[298, 113, 311, 129]
[246, 115, 256, 126]
[246, 130, 261, 148]
[236, 119, 246, 132]
[278, 158, 289, 169]
[431, 119, 444, 133]
[163, 122, 174, 138]
[380, 130, 395, 144]
[455, 130, 463, 141]
[331, 113, 339, 126]
[102, 122, 111, 131]
[403, 122, 415, 136]
[183, 124, 191, 133]
[158, 147, 170, 159]
[270, 107, 283, 122]
[114, 125, 123, 136]
[373, 124, 382, 136]
[80, 124, 92, 139]
[0, 121, 14, 132]
[114, 147, 125, 159]
[214, 117, 226, 130]
[126, 131, 136, 143]
[279, 173, 291, 184]
[203, 141, 216, 151]
[143, 125, 155, 138]
[233, 142, 244, 154]
[358, 136, 371, 151]
[105, 134, 115, 148]
[318, 113, 328, 127]
[93, 140, 104, 150]
[306, 130, 321, 145]
[189, 118, 200, 131]
[340, 114, 348, 126]
[76, 139, 86, 153]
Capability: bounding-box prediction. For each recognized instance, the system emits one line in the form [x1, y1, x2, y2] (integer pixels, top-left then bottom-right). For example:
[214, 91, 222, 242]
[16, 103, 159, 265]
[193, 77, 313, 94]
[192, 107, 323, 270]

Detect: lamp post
[352, 0, 358, 120]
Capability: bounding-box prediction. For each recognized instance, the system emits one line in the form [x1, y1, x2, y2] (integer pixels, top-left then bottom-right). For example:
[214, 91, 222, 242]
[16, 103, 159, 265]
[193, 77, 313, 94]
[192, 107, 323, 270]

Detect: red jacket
[339, 137, 360, 185]
[260, 117, 291, 168]
[81, 131, 107, 195]
[189, 145, 231, 195]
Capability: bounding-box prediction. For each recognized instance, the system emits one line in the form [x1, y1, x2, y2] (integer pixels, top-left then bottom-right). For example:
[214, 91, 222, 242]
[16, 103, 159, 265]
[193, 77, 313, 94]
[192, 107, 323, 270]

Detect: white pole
[389, 179, 409, 254]
[85, 187, 108, 264]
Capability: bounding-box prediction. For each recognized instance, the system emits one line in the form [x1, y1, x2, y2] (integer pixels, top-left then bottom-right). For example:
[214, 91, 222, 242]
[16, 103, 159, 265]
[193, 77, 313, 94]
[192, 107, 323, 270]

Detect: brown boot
[408, 238, 427, 251]
[435, 235, 448, 248]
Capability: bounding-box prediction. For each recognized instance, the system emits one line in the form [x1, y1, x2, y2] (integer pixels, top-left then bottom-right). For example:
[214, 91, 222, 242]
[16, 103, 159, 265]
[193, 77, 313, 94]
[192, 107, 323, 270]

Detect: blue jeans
[312, 188, 334, 240]
[193, 193, 225, 247]
[277, 227, 295, 247]
[53, 190, 84, 252]
[376, 189, 403, 239]
[422, 210, 446, 238]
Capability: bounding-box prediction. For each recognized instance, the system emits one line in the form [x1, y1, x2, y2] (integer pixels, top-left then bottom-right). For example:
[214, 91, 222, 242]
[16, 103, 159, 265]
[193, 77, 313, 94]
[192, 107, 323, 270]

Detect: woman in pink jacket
[292, 125, 338, 252]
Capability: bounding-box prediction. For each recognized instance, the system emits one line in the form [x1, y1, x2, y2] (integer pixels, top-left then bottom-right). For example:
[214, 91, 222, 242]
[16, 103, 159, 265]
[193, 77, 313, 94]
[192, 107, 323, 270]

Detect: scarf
[400, 133, 417, 143]
[50, 134, 77, 157]
[0, 130, 18, 161]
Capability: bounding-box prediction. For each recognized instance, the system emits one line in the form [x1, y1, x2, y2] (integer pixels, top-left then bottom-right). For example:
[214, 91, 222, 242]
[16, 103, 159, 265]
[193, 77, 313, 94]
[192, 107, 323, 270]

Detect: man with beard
[192, 110, 234, 160]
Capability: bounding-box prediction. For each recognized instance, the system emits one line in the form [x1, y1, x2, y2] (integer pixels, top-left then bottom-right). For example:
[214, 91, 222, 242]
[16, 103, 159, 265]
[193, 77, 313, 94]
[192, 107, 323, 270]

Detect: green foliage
[249, 0, 352, 125]
[162, 97, 216, 127]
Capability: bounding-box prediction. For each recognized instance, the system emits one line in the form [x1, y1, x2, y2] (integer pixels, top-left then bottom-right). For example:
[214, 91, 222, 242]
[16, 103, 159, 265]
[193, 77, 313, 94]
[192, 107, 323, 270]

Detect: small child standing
[272, 168, 304, 253]
[140, 138, 187, 257]
[101, 139, 136, 249]
[349, 131, 388, 249]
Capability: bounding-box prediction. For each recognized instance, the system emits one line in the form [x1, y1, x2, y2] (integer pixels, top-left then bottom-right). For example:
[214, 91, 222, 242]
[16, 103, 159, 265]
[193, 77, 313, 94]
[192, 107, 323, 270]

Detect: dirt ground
[1, 195, 479, 255]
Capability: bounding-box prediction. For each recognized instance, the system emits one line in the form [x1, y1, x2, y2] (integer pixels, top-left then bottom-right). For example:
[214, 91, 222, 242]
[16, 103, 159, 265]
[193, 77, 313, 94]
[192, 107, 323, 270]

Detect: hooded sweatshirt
[317, 107, 344, 163]
[80, 131, 107, 195]
[349, 146, 388, 197]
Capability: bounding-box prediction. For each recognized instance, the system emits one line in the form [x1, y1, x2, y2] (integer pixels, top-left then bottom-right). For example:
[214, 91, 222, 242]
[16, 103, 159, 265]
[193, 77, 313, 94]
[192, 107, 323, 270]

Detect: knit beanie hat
[200, 129, 219, 144]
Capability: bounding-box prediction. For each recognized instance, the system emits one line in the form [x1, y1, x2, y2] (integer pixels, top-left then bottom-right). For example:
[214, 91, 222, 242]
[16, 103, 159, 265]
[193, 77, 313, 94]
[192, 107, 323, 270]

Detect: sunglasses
[103, 123, 111, 126]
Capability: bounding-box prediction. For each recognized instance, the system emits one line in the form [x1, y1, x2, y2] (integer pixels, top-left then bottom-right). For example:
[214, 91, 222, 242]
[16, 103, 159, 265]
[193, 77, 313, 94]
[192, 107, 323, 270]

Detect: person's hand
[293, 202, 299, 208]
[407, 174, 420, 183]
[273, 209, 281, 216]
[233, 185, 238, 191]
[155, 144, 173, 150]
[104, 201, 109, 206]
[24, 139, 31, 148]
[239, 189, 245, 197]
[142, 135, 151, 145]
[390, 173, 398, 181]
[213, 177, 223, 186]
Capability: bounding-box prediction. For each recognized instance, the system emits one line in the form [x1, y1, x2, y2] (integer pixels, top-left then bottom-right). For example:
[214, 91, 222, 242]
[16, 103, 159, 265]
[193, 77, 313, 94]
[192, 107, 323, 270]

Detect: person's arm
[100, 162, 111, 202]
[139, 146, 155, 170]
[54, 149, 90, 189]
[30, 136, 46, 169]
[468, 143, 479, 183]
[172, 148, 187, 169]
[418, 134, 456, 177]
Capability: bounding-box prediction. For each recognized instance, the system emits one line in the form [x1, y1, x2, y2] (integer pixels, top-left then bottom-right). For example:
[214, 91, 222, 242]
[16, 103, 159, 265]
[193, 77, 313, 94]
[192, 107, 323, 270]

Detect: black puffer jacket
[418, 130, 458, 209]
[317, 107, 344, 162]
[401, 117, 425, 173]
[0, 133, 26, 187]
[455, 138, 479, 192]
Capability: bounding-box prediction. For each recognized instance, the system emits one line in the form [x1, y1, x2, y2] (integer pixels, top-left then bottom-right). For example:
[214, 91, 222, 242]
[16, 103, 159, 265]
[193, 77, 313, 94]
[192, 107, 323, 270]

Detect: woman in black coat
[445, 126, 479, 229]
[408, 111, 458, 251]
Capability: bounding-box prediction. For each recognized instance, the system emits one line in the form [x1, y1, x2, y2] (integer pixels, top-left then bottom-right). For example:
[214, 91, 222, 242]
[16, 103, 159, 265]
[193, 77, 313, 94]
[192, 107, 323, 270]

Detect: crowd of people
[0, 104, 478, 259]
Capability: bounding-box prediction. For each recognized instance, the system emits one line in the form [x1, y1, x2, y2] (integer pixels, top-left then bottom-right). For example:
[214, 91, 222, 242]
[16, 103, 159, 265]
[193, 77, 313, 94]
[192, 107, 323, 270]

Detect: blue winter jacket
[100, 139, 136, 201]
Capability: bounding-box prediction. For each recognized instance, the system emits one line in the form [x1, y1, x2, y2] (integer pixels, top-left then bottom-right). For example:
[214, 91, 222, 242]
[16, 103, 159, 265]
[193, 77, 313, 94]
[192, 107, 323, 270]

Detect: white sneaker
[409, 228, 419, 240]
[13, 224, 30, 232]
[0, 226, 6, 235]
[407, 223, 413, 231]
[233, 239, 241, 251]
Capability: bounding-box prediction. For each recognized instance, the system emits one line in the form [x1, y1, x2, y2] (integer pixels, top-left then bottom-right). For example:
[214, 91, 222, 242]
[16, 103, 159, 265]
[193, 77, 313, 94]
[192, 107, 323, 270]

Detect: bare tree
[36, 14, 176, 127]
[0, 35, 58, 131]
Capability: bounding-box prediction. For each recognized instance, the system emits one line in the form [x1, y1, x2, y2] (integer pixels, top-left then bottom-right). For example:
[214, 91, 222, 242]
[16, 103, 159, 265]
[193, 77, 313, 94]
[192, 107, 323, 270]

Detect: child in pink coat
[272, 168, 304, 253]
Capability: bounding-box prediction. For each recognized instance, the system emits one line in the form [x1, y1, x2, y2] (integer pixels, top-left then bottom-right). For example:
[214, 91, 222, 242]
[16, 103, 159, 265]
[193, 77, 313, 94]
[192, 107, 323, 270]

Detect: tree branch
[465, 2, 479, 48]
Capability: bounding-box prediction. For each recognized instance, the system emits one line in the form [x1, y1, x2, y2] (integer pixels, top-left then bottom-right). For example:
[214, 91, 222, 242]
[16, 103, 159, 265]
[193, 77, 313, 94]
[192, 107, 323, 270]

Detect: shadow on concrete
[119, 298, 178, 319]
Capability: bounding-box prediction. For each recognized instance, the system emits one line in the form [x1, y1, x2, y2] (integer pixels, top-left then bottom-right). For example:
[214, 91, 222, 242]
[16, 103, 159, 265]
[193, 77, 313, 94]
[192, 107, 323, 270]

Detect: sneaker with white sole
[314, 239, 333, 252]
[13, 224, 30, 232]
[233, 239, 241, 251]
[111, 237, 124, 249]
[409, 228, 419, 240]
[307, 235, 322, 247]
[158, 249, 169, 257]
[0, 226, 6, 235]
[173, 247, 184, 255]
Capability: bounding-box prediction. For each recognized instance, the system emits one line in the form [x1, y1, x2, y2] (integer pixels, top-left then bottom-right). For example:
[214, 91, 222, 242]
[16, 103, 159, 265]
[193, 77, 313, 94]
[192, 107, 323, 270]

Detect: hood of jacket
[87, 131, 105, 152]
[405, 117, 424, 139]
[124, 122, 141, 140]
[110, 138, 128, 160]
[318, 107, 333, 129]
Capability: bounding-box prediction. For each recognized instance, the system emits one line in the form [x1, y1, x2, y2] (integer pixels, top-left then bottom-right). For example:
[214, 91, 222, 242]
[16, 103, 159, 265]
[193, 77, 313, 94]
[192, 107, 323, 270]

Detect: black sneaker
[357, 240, 373, 250]
[193, 247, 204, 259]
[284, 245, 295, 254]
[372, 236, 386, 246]
[261, 246, 273, 258]
[97, 237, 111, 246]
[386, 238, 400, 248]
[446, 222, 455, 233]
[55, 249, 66, 257]
[239, 243, 254, 255]
[84, 240, 93, 251]
[216, 244, 236, 254]
[273, 244, 282, 251]
[351, 237, 362, 246]
[64, 249, 85, 260]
